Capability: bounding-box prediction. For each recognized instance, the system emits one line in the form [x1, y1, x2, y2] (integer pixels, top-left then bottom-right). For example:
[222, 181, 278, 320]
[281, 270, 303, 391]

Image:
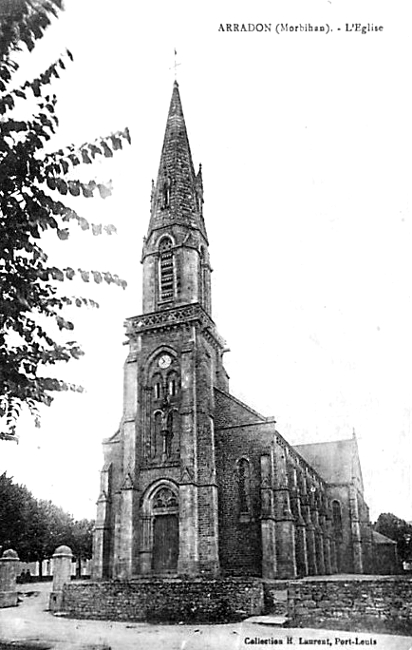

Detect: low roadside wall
[285, 577, 412, 633]
[61, 576, 264, 622]
[60, 574, 412, 630]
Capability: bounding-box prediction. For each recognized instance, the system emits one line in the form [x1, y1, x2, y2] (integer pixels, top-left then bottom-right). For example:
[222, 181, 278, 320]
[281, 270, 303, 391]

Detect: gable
[214, 387, 267, 429]
[294, 437, 364, 491]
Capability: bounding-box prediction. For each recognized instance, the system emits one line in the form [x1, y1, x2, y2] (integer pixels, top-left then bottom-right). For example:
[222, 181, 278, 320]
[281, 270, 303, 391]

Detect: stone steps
[265, 587, 288, 616]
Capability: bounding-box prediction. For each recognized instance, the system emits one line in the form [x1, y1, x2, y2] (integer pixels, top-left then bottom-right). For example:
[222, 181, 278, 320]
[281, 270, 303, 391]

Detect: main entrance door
[152, 514, 179, 573]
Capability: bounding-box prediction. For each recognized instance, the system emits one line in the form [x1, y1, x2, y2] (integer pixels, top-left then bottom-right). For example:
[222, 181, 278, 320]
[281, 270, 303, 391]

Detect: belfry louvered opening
[159, 237, 174, 303]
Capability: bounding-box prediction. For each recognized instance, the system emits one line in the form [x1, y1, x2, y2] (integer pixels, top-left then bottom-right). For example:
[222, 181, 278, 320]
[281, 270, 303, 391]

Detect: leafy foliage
[0, 471, 33, 552]
[0, 472, 94, 572]
[374, 512, 412, 562]
[0, 0, 131, 440]
[66, 517, 94, 576]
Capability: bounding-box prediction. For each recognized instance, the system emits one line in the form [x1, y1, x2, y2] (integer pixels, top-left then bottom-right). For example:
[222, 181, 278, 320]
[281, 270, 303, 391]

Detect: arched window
[152, 372, 162, 401]
[147, 357, 181, 464]
[159, 237, 174, 303]
[167, 370, 178, 397]
[332, 500, 343, 539]
[238, 458, 251, 515]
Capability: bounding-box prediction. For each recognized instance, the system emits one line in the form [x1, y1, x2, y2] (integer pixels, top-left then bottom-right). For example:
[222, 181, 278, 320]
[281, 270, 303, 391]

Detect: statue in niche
[150, 372, 180, 463]
[161, 393, 170, 412]
[157, 395, 174, 462]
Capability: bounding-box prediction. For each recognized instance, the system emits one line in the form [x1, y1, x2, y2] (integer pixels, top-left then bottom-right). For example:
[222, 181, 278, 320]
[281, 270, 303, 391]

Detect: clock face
[158, 354, 172, 369]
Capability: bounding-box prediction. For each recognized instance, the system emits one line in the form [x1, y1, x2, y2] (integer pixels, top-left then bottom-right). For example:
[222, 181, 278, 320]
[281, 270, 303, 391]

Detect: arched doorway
[152, 487, 179, 573]
[140, 481, 179, 574]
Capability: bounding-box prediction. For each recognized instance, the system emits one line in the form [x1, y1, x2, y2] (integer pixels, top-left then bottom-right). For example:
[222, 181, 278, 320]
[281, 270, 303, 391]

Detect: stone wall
[215, 419, 274, 576]
[61, 576, 264, 622]
[214, 389, 266, 428]
[285, 577, 412, 632]
[374, 541, 399, 575]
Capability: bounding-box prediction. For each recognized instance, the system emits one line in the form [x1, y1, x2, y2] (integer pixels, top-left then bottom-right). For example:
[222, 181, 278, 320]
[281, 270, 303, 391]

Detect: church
[92, 81, 377, 581]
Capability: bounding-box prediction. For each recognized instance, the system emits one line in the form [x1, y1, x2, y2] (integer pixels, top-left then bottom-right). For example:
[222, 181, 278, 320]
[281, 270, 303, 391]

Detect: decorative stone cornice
[125, 303, 226, 349]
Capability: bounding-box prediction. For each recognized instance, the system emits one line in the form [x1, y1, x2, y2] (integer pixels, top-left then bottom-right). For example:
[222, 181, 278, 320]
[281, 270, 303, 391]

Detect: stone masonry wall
[285, 577, 412, 631]
[214, 389, 266, 428]
[215, 422, 275, 576]
[326, 485, 353, 573]
[61, 576, 264, 622]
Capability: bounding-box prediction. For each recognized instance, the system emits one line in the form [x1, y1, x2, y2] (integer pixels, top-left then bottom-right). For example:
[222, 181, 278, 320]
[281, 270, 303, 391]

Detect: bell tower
[93, 82, 228, 580]
[141, 81, 212, 316]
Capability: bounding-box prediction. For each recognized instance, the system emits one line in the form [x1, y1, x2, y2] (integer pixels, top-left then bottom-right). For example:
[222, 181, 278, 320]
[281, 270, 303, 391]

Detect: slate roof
[147, 81, 207, 240]
[294, 437, 360, 486]
[373, 531, 397, 545]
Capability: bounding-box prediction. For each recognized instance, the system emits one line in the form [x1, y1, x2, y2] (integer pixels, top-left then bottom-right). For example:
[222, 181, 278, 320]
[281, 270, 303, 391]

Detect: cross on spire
[170, 48, 181, 80]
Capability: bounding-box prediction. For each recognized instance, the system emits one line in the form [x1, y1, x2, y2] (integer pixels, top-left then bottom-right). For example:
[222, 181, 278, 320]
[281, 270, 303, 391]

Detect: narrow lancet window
[238, 458, 251, 515]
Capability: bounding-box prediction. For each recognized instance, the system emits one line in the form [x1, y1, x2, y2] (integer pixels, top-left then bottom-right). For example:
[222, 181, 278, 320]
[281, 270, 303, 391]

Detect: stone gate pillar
[0, 549, 19, 608]
[49, 545, 73, 612]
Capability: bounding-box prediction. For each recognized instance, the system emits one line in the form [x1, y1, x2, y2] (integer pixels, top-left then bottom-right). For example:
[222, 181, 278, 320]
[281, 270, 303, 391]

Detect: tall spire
[147, 81, 206, 240]
[142, 82, 212, 315]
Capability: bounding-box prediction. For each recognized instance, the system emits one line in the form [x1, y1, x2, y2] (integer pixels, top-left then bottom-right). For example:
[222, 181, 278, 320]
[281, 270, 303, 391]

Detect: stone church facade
[92, 82, 377, 581]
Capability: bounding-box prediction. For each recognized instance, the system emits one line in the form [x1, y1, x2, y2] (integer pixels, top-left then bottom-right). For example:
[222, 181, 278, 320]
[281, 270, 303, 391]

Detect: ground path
[0, 583, 411, 650]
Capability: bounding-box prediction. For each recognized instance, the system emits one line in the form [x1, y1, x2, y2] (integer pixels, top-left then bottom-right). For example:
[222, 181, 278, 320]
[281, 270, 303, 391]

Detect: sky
[1, 0, 411, 523]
